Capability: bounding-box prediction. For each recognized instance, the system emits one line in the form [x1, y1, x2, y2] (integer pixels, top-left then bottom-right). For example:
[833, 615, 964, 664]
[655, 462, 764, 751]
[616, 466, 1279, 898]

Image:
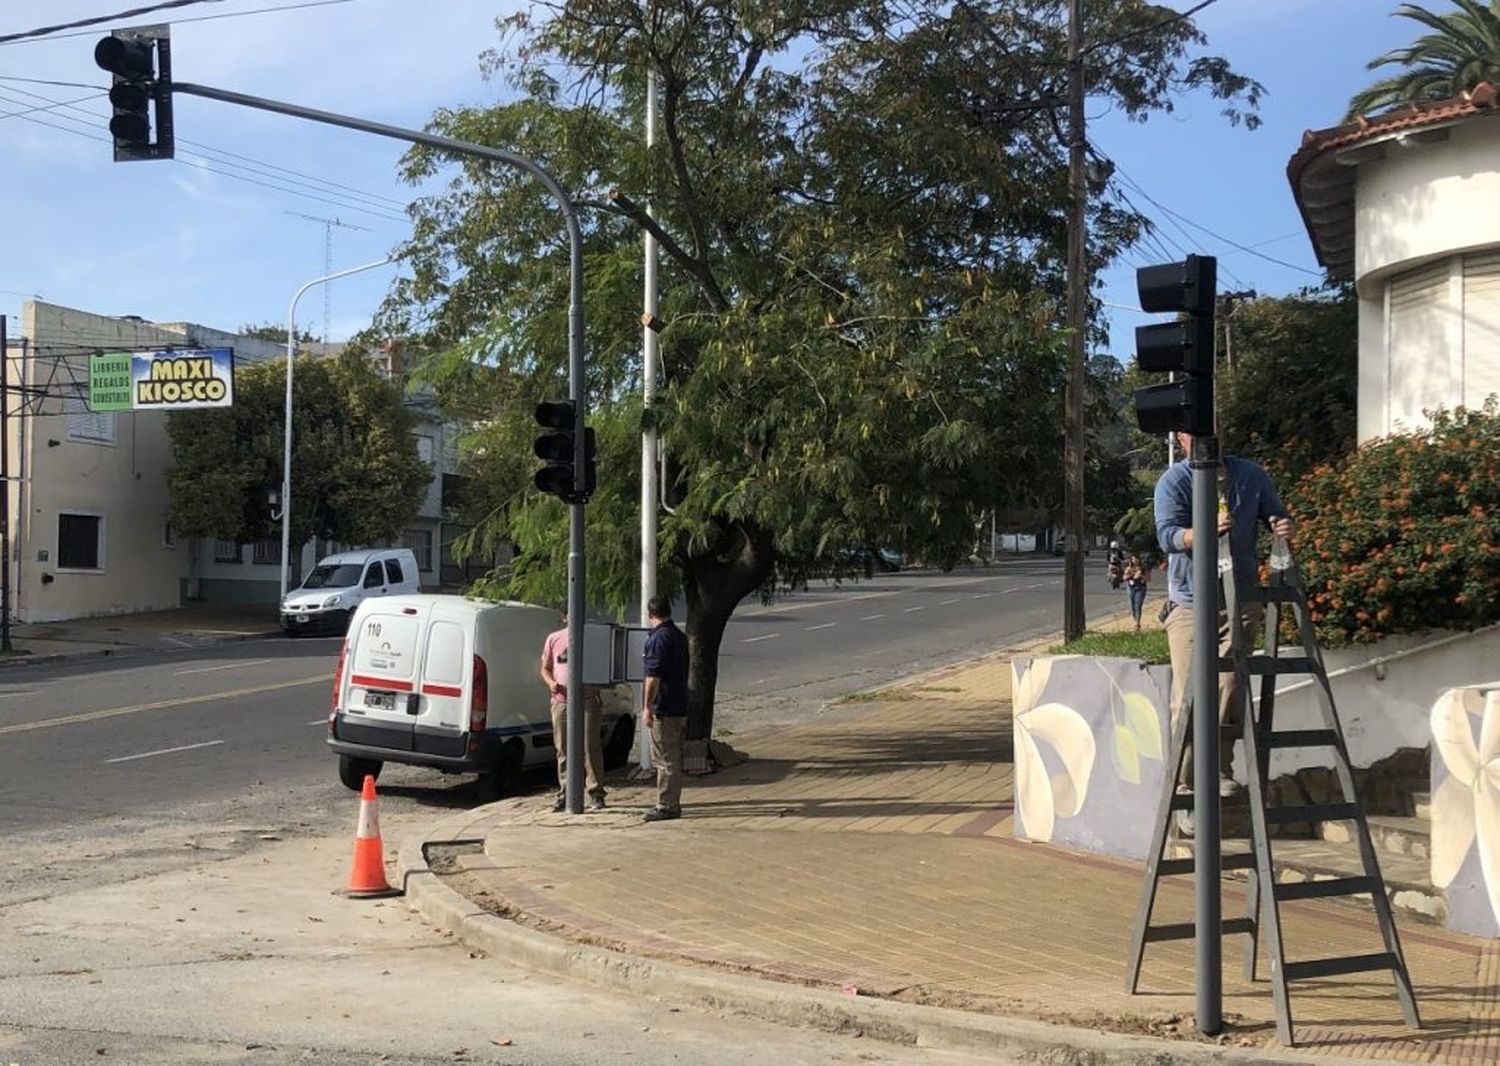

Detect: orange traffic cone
[342, 774, 399, 898]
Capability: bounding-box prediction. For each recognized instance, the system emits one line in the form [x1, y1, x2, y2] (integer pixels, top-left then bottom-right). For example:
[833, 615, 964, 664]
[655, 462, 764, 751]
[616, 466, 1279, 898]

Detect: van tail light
[330, 638, 349, 726]
[469, 654, 488, 733]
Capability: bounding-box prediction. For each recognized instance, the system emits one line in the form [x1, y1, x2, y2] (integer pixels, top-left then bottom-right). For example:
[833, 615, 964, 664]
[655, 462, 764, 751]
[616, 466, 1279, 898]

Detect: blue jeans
[1128, 585, 1147, 623]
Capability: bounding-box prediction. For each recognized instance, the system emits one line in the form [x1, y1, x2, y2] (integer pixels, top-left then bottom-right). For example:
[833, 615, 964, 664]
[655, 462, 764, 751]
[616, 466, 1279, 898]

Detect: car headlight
[322, 594, 343, 608]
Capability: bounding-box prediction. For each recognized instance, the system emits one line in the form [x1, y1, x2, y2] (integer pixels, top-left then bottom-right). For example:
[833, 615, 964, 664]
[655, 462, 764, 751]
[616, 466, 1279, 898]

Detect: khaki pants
[1164, 601, 1262, 787]
[550, 691, 605, 801]
[650, 715, 686, 812]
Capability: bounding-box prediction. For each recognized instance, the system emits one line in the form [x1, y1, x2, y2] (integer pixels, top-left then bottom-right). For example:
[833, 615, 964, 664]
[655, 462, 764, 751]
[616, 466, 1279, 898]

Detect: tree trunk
[679, 520, 774, 743]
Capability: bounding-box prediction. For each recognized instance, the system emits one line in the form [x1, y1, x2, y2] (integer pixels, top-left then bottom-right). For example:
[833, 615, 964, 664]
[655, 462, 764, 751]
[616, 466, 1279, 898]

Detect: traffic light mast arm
[168, 79, 593, 815]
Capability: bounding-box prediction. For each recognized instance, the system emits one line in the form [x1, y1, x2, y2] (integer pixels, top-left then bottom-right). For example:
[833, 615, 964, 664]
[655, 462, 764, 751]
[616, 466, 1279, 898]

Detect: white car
[280, 548, 420, 635]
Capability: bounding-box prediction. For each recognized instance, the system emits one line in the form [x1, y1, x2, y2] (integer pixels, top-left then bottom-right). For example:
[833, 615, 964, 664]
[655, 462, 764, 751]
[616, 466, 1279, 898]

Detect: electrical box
[578, 622, 615, 686]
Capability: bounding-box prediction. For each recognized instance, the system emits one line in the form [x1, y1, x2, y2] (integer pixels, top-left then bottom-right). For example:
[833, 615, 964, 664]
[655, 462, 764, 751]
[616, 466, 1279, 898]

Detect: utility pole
[285, 211, 371, 342]
[637, 58, 660, 773]
[1062, 0, 1088, 642]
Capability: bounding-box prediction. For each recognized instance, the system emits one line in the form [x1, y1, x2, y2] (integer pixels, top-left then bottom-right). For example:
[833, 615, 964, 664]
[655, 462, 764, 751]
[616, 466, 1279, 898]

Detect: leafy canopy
[166, 354, 430, 553]
[1347, 0, 1500, 119]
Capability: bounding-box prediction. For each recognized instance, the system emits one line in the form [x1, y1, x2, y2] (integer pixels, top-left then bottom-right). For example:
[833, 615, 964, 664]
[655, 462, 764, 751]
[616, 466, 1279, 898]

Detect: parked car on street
[280, 547, 420, 635]
[326, 594, 635, 801]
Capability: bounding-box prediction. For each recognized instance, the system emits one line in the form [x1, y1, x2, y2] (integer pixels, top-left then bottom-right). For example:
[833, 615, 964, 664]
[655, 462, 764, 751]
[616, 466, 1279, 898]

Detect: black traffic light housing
[533, 400, 596, 503]
[94, 25, 174, 162]
[1132, 254, 1217, 437]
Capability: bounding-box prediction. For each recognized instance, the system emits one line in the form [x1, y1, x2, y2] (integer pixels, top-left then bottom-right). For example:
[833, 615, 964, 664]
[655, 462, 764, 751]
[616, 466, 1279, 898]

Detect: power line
[1085, 0, 1225, 56]
[0, 0, 225, 46]
[0, 92, 106, 121]
[1, 0, 356, 45]
[0, 75, 107, 90]
[1, 82, 409, 211]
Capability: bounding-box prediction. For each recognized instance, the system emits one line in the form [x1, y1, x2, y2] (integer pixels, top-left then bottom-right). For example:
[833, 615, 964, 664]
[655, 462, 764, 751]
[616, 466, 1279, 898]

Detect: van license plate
[365, 691, 396, 711]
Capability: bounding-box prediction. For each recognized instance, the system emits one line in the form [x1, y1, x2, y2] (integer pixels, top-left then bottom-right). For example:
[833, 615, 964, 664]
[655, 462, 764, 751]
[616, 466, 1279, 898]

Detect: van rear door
[412, 608, 471, 759]
[340, 602, 429, 751]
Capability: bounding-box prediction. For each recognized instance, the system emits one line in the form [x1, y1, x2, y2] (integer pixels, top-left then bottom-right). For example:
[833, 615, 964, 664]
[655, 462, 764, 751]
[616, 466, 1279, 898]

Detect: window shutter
[65, 384, 116, 444]
[1464, 251, 1500, 410]
[1387, 261, 1452, 430]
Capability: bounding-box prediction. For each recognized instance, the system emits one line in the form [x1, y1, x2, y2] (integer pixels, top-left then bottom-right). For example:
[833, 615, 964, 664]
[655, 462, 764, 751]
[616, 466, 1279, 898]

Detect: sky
[0, 0, 1418, 356]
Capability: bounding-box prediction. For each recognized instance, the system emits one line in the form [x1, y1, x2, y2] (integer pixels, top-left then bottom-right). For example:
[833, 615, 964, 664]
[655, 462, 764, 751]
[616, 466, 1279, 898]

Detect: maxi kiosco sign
[88, 347, 235, 411]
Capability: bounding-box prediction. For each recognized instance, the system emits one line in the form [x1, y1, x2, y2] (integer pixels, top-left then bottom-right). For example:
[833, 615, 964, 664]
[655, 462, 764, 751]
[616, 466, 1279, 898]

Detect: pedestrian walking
[1155, 431, 1293, 815]
[1123, 552, 1149, 631]
[539, 611, 606, 812]
[641, 595, 690, 822]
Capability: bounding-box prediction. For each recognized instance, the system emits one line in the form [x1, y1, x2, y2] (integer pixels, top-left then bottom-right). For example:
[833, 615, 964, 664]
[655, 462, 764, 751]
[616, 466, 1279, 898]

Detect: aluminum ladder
[1124, 535, 1421, 1046]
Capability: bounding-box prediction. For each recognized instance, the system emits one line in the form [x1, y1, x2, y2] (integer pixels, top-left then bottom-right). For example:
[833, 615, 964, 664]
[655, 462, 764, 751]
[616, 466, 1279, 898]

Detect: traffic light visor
[94, 36, 154, 77]
[534, 400, 575, 429]
[1137, 255, 1216, 315]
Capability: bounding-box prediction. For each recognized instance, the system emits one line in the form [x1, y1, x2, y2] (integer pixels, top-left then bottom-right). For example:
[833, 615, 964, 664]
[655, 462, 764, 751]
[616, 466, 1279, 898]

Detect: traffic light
[1132, 254, 1217, 437]
[533, 400, 596, 503]
[93, 26, 174, 161]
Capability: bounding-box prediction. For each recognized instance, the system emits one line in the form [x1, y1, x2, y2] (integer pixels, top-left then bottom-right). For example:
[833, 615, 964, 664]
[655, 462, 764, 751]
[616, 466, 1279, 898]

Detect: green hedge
[1289, 405, 1500, 645]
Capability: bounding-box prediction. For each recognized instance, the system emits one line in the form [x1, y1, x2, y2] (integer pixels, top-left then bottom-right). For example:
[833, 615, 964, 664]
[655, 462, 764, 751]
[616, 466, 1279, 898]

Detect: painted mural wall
[1431, 685, 1500, 938]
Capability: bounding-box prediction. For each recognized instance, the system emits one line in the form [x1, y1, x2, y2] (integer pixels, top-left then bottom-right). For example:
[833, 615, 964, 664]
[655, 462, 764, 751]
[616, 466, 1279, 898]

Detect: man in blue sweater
[1155, 432, 1293, 796]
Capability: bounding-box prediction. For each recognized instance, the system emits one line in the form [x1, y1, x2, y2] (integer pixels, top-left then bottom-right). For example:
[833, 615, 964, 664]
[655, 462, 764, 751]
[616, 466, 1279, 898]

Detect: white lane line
[860, 613, 887, 620]
[0, 690, 34, 699]
[971, 592, 995, 599]
[939, 598, 961, 606]
[1024, 583, 1046, 590]
[174, 658, 271, 676]
[742, 633, 781, 643]
[105, 739, 224, 764]
[804, 622, 837, 631]
[308, 718, 328, 726]
[902, 605, 926, 613]
[161, 636, 193, 648]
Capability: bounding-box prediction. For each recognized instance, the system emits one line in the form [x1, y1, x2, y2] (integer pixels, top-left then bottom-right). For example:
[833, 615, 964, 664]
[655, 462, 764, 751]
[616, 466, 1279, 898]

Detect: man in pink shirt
[539, 612, 606, 811]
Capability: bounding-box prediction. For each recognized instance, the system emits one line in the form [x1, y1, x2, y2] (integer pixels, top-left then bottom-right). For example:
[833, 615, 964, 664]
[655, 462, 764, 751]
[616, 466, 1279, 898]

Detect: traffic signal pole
[165, 80, 592, 814]
[1190, 432, 1222, 1035]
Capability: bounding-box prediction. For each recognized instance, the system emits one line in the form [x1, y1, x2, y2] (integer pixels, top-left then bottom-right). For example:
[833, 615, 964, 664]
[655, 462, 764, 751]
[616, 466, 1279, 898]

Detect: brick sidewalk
[432, 649, 1497, 1061]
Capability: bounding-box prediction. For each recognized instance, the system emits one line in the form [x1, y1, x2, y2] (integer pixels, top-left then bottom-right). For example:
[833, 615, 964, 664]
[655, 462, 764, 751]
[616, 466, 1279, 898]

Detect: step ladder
[1123, 535, 1421, 1046]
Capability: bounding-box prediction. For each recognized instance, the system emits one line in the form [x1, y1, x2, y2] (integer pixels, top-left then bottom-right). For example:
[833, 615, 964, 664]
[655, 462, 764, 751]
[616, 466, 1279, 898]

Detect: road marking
[105, 739, 224, 764]
[741, 633, 781, 643]
[161, 636, 193, 648]
[174, 658, 271, 676]
[308, 718, 328, 725]
[939, 598, 961, 606]
[860, 613, 887, 620]
[972, 593, 995, 599]
[1024, 583, 1046, 590]
[0, 690, 34, 699]
[804, 622, 836, 631]
[0, 674, 331, 737]
[902, 605, 926, 613]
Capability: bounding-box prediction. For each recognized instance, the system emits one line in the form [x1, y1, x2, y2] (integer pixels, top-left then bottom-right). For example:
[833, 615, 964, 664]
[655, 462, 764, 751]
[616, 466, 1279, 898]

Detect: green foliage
[1288, 404, 1500, 644]
[1346, 0, 1500, 119]
[1049, 628, 1171, 664]
[240, 322, 318, 345]
[165, 354, 430, 552]
[378, 0, 1261, 736]
[1215, 285, 1358, 486]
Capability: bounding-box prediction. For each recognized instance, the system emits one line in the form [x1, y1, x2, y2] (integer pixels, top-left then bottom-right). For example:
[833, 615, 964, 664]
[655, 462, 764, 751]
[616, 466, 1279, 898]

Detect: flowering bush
[1287, 404, 1500, 645]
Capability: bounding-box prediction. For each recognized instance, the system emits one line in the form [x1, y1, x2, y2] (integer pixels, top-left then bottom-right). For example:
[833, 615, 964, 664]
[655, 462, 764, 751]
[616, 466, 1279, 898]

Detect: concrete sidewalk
[0, 602, 280, 666]
[407, 636, 1497, 1064]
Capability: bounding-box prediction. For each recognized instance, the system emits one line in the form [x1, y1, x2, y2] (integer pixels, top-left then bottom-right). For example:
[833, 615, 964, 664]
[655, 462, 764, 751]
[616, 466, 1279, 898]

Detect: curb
[396, 816, 1380, 1066]
[0, 629, 283, 670]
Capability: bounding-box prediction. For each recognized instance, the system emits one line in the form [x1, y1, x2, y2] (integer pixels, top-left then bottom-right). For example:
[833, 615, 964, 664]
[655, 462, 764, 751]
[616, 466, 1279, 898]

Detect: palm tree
[1346, 0, 1500, 120]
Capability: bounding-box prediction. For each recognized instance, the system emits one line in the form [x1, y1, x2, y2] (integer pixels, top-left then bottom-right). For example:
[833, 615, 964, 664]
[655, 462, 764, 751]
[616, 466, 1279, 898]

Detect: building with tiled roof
[1288, 82, 1500, 441]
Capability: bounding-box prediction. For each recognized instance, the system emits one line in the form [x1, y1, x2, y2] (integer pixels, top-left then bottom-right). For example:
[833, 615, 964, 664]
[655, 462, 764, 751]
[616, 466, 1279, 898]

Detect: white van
[281, 548, 421, 635]
[325, 594, 635, 800]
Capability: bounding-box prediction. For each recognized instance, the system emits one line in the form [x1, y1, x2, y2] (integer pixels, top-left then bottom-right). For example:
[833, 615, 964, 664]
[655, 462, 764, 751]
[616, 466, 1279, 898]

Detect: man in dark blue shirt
[641, 595, 690, 822]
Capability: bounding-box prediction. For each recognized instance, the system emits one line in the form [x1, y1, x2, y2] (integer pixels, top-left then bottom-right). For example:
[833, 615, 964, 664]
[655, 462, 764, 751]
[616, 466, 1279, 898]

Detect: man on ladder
[1154, 430, 1293, 832]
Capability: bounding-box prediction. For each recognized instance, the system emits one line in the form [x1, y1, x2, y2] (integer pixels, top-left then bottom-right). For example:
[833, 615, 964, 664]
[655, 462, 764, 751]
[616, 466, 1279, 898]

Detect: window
[1387, 261, 1453, 431]
[384, 558, 405, 585]
[214, 539, 242, 563]
[252, 538, 282, 565]
[163, 516, 174, 548]
[1464, 251, 1500, 408]
[416, 434, 435, 465]
[402, 528, 433, 571]
[65, 384, 115, 444]
[57, 512, 103, 570]
[362, 565, 384, 589]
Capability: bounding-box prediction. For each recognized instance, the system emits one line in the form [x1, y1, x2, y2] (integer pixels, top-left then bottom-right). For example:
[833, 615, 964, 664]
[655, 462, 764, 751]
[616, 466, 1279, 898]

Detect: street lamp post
[279, 256, 395, 604]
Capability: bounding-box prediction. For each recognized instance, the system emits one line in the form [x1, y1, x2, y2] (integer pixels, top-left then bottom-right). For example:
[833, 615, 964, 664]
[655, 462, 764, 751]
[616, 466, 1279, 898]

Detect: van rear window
[355, 614, 420, 678]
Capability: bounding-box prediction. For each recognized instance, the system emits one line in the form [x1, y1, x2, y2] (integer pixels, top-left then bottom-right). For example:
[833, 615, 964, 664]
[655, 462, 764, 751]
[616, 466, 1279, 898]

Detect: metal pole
[172, 80, 591, 814]
[280, 256, 395, 605]
[637, 59, 660, 773]
[1062, 0, 1088, 642]
[1191, 433, 1222, 1034]
[1, 312, 11, 653]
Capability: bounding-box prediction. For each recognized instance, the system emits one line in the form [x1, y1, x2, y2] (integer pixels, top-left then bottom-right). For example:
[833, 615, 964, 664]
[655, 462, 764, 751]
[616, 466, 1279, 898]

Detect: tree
[1346, 0, 1500, 119]
[166, 353, 430, 561]
[1214, 285, 1358, 488]
[240, 322, 319, 345]
[379, 0, 1261, 744]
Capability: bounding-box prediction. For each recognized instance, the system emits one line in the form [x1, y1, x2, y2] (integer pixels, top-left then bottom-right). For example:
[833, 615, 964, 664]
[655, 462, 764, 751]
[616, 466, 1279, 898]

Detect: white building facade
[1290, 83, 1500, 441]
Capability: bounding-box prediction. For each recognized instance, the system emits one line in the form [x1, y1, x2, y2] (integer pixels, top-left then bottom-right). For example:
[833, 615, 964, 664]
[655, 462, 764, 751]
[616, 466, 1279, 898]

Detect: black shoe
[589, 796, 607, 811]
[642, 807, 681, 823]
[551, 796, 567, 813]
